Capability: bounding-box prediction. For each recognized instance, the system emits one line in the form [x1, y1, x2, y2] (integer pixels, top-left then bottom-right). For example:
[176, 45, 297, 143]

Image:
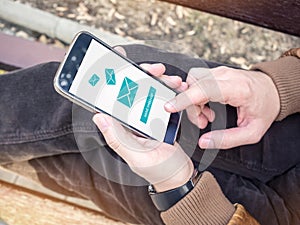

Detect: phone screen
[60, 34, 179, 142]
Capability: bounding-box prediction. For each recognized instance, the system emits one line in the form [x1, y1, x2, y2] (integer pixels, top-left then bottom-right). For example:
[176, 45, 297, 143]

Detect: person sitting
[0, 45, 299, 224]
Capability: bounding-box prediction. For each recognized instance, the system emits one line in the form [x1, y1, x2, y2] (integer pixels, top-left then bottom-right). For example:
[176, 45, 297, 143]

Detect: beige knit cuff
[251, 56, 300, 121]
[161, 172, 235, 225]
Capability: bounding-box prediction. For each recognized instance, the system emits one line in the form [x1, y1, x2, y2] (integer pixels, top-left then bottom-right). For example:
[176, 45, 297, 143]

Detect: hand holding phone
[54, 31, 182, 144]
[93, 112, 194, 192]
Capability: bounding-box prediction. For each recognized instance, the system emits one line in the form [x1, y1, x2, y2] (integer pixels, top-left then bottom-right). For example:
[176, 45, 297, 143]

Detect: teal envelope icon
[117, 77, 138, 108]
[88, 74, 100, 86]
[105, 68, 116, 85]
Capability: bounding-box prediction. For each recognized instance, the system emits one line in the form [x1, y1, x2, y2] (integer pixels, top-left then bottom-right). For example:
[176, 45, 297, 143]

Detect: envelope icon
[105, 68, 116, 85]
[88, 74, 100, 86]
[117, 77, 138, 108]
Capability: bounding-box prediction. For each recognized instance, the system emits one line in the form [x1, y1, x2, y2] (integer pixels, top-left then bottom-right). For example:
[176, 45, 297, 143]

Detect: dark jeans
[0, 45, 299, 225]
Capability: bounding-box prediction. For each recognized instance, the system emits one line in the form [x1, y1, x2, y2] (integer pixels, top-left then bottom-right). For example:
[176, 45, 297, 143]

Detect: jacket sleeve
[227, 204, 260, 225]
[160, 172, 259, 225]
[251, 50, 300, 121]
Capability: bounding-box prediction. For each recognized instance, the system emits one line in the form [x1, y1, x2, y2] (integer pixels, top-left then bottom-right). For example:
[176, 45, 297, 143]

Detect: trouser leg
[0, 62, 79, 164]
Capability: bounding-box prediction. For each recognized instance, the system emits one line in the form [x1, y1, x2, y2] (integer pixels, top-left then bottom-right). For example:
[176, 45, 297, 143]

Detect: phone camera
[71, 56, 77, 62]
[60, 79, 68, 87]
[81, 47, 87, 53]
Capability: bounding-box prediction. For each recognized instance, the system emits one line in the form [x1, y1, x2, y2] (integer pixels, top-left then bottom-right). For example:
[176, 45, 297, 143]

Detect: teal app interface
[69, 39, 176, 141]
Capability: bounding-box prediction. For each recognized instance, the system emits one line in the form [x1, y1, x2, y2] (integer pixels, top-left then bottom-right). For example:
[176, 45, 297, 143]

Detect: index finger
[165, 76, 235, 112]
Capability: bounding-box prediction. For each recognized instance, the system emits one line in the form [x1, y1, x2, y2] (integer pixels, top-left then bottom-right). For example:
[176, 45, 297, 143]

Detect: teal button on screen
[140, 87, 156, 124]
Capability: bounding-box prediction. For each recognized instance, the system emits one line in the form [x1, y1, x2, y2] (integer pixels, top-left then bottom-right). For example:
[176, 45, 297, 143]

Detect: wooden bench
[0, 32, 65, 71]
[161, 0, 300, 37]
[0, 179, 126, 225]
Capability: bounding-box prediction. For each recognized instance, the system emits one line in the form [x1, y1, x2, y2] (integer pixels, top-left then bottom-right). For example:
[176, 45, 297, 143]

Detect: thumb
[93, 113, 110, 132]
[93, 113, 153, 160]
[93, 113, 122, 151]
[199, 126, 259, 149]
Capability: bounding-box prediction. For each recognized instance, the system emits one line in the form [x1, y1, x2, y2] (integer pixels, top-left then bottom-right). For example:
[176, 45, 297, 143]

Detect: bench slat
[162, 0, 300, 37]
[0, 181, 125, 225]
[0, 32, 65, 70]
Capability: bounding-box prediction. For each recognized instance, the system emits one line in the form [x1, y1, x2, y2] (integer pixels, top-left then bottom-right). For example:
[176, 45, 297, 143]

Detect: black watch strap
[148, 169, 201, 211]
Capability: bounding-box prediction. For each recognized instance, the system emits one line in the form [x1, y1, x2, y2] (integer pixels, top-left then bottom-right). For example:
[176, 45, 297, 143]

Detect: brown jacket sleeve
[251, 51, 300, 121]
[160, 172, 259, 225]
[228, 204, 259, 225]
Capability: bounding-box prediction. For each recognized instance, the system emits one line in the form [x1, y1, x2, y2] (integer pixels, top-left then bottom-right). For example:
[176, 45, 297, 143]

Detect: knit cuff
[161, 172, 235, 225]
[251, 56, 300, 121]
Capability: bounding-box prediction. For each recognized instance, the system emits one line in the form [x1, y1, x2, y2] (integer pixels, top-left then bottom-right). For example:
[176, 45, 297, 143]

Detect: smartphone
[54, 31, 181, 144]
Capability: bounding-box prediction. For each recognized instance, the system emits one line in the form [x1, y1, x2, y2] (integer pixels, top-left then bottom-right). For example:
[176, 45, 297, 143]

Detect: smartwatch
[148, 169, 201, 211]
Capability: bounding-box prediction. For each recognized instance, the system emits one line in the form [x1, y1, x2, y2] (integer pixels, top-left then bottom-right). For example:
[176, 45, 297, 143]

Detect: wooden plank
[0, 32, 65, 70]
[161, 0, 300, 37]
[0, 181, 128, 225]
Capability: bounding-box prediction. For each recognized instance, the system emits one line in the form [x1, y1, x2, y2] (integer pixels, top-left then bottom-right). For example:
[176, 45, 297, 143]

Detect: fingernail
[140, 63, 151, 70]
[177, 82, 188, 92]
[114, 46, 127, 56]
[199, 137, 215, 149]
[152, 63, 164, 68]
[168, 76, 181, 82]
[93, 115, 109, 132]
[151, 63, 165, 73]
[165, 99, 176, 111]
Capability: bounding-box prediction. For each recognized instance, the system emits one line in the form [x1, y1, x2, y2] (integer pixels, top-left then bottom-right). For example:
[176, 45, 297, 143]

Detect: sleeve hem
[161, 172, 235, 225]
[251, 56, 300, 120]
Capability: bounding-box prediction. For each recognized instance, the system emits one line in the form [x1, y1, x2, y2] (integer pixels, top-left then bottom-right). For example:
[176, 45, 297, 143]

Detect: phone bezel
[54, 31, 181, 144]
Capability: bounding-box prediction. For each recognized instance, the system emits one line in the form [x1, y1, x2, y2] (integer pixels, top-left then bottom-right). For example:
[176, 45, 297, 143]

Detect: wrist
[149, 167, 202, 211]
[260, 71, 280, 118]
[153, 159, 194, 192]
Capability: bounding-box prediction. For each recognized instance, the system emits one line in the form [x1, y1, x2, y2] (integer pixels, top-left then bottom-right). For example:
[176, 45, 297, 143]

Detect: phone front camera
[60, 79, 68, 87]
